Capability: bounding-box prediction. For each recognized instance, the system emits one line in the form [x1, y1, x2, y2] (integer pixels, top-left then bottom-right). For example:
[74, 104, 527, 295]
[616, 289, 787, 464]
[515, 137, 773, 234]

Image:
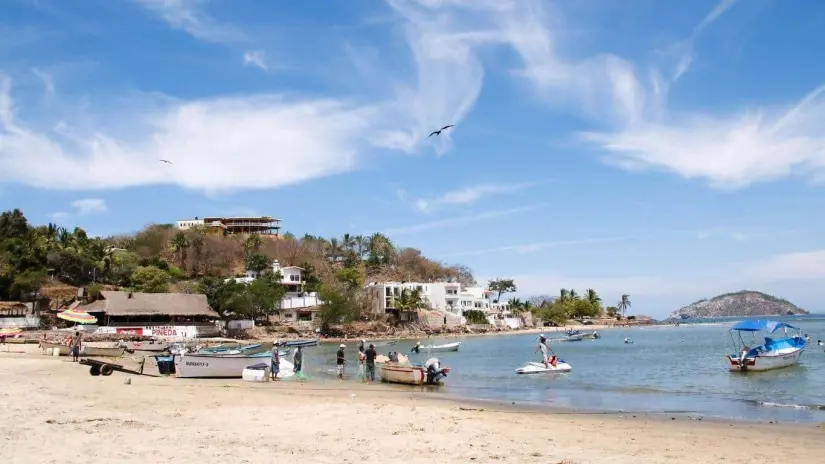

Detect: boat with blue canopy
[726, 319, 806, 372]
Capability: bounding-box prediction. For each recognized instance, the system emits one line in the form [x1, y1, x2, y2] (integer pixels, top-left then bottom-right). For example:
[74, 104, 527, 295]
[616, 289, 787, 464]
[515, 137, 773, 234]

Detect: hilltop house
[225, 259, 320, 322]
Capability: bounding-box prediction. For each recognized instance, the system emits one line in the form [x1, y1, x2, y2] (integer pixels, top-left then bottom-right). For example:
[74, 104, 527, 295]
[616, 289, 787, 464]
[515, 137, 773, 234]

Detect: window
[289, 274, 300, 282]
[385, 288, 391, 297]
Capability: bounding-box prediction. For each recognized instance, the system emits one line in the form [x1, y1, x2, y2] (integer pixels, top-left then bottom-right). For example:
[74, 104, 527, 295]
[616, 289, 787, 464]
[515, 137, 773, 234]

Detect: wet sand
[1, 346, 822, 464]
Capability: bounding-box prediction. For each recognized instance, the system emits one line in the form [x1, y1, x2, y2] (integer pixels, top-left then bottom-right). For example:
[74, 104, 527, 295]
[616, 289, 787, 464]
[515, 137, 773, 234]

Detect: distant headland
[668, 290, 810, 320]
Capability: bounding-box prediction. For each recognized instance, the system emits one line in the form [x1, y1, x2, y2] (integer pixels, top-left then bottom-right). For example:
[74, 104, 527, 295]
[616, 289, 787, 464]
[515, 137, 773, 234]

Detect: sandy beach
[2, 346, 822, 464]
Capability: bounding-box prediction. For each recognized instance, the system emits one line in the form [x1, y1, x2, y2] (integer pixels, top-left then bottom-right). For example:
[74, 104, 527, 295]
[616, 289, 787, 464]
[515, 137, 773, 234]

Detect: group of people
[269, 340, 303, 381]
[335, 340, 377, 382]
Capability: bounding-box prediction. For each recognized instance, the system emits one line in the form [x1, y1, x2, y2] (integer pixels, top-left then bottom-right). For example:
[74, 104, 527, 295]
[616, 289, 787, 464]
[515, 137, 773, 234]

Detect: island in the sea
[668, 290, 810, 320]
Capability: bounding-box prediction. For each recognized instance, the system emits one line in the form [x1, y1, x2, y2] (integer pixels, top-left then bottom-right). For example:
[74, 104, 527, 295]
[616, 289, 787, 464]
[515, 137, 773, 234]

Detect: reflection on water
[301, 315, 825, 423]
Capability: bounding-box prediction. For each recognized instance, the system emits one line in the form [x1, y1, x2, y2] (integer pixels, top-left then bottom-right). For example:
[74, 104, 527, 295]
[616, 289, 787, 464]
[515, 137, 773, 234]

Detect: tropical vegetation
[0, 209, 476, 325]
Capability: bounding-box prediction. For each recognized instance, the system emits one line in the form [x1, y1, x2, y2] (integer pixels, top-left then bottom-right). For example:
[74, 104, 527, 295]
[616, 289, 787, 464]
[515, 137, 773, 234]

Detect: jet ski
[515, 360, 572, 374]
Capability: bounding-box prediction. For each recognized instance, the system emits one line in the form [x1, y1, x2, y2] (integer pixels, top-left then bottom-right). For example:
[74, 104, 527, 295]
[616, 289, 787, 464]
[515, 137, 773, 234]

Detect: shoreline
[2, 353, 823, 463]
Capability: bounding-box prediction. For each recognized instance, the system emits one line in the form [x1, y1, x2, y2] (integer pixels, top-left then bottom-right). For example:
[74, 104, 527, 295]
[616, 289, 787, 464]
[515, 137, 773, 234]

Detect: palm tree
[326, 237, 342, 262]
[617, 293, 631, 319]
[354, 235, 369, 259]
[243, 234, 263, 255]
[569, 289, 579, 301]
[559, 288, 570, 303]
[585, 288, 601, 306]
[341, 233, 356, 253]
[392, 288, 424, 311]
[169, 232, 189, 266]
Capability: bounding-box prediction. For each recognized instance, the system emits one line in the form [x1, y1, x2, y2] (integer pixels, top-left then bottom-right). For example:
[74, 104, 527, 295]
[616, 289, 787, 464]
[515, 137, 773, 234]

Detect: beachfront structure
[80, 291, 222, 338]
[225, 259, 320, 322]
[365, 282, 494, 316]
[176, 216, 281, 236]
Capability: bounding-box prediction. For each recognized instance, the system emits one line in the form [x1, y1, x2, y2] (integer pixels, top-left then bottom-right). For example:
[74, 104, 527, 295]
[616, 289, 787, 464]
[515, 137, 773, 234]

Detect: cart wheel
[100, 364, 114, 376]
[89, 365, 101, 376]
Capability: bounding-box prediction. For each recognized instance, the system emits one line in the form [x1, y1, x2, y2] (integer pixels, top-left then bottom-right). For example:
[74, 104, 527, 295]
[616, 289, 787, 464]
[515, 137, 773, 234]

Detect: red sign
[116, 328, 143, 335]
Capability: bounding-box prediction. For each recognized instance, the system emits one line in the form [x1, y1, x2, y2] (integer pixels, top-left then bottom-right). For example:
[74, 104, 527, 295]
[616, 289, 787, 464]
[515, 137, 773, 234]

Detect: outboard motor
[388, 351, 399, 363]
[424, 357, 450, 384]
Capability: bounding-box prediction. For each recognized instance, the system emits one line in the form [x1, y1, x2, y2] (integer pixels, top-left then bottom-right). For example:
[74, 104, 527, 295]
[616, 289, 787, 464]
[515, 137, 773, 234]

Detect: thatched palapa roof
[82, 291, 219, 318]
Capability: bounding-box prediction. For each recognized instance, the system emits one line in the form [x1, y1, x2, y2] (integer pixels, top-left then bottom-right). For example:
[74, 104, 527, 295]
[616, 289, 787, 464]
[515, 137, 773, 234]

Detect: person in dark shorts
[292, 346, 303, 373]
[336, 344, 346, 379]
[365, 343, 377, 382]
[71, 331, 82, 362]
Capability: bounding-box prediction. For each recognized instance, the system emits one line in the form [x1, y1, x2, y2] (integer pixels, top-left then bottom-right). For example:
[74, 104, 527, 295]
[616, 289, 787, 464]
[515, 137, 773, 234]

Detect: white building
[225, 260, 320, 322]
[366, 281, 494, 317]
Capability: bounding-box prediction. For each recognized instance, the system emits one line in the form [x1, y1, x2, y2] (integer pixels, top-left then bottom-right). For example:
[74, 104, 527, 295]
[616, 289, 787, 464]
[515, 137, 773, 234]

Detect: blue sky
[2, 0, 825, 317]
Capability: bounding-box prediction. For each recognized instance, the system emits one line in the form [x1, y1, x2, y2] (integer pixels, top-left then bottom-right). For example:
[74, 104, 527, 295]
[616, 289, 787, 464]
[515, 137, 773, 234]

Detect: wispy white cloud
[495, 248, 825, 309]
[0, 78, 384, 192]
[31, 68, 55, 98]
[378, 203, 547, 235]
[243, 50, 268, 71]
[672, 0, 739, 81]
[134, 0, 247, 43]
[414, 179, 550, 212]
[51, 198, 108, 220]
[442, 236, 629, 258]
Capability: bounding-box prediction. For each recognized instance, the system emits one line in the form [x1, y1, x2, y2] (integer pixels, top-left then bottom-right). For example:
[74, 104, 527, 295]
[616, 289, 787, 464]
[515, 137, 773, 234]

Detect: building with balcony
[225, 259, 320, 321]
[176, 216, 281, 236]
[365, 281, 494, 317]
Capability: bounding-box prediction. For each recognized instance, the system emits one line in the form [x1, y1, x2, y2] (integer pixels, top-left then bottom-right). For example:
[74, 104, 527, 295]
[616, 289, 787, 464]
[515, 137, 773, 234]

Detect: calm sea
[300, 315, 825, 423]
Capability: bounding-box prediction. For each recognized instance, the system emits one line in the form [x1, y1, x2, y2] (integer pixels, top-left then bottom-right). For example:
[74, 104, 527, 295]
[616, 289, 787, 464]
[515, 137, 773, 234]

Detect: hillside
[0, 208, 475, 324]
[668, 290, 809, 319]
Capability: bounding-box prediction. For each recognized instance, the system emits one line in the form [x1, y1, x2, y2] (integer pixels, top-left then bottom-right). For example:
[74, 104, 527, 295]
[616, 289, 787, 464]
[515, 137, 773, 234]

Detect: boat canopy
[730, 320, 797, 333]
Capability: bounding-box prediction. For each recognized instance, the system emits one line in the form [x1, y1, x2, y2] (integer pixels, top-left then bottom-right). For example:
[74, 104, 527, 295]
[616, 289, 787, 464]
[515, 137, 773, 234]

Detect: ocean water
[301, 315, 825, 423]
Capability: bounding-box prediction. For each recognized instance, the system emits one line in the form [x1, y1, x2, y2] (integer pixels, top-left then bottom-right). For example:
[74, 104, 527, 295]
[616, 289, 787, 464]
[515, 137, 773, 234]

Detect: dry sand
[1, 345, 823, 464]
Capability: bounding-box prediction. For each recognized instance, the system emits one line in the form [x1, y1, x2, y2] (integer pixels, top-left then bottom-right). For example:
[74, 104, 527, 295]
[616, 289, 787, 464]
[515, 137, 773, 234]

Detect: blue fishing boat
[284, 339, 319, 347]
[726, 320, 806, 372]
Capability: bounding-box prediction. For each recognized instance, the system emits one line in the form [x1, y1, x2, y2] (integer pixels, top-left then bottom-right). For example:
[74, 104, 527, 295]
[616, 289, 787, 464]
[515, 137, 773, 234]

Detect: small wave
[747, 400, 825, 411]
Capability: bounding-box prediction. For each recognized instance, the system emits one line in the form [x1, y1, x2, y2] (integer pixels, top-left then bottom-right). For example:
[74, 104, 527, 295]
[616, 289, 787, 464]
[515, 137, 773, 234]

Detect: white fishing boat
[726, 320, 806, 372]
[39, 342, 70, 356]
[419, 342, 461, 353]
[515, 360, 572, 374]
[624, 337, 634, 344]
[379, 358, 450, 385]
[174, 353, 294, 378]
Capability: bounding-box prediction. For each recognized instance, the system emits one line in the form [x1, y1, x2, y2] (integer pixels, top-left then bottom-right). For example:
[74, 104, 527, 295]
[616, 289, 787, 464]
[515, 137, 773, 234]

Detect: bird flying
[159, 159, 172, 164]
[428, 124, 455, 138]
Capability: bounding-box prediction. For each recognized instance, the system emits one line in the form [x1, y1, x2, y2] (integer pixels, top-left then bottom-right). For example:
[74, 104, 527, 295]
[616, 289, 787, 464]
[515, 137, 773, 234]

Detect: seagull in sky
[159, 159, 172, 164]
[428, 124, 455, 138]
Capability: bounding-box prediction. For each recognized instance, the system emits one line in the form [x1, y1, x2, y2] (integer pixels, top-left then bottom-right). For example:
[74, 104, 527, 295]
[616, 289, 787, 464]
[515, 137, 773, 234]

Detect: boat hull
[726, 349, 804, 372]
[174, 354, 293, 378]
[516, 361, 572, 374]
[40, 342, 70, 355]
[82, 346, 125, 357]
[379, 363, 446, 385]
[285, 339, 319, 347]
[420, 342, 461, 353]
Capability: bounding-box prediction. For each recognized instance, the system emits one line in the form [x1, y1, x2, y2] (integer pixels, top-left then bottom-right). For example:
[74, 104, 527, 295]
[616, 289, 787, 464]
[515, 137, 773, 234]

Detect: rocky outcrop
[668, 290, 809, 320]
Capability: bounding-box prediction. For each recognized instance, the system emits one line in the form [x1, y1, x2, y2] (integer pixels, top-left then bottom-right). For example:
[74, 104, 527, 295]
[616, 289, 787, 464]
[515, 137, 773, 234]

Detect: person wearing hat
[336, 344, 346, 380]
[536, 334, 555, 367]
[270, 340, 281, 381]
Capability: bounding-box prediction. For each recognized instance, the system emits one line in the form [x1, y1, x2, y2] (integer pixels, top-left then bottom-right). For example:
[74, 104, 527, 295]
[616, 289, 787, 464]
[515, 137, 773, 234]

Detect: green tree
[130, 265, 170, 293]
[391, 288, 425, 311]
[246, 271, 286, 321]
[169, 231, 190, 266]
[605, 306, 619, 318]
[10, 270, 47, 300]
[317, 283, 360, 330]
[487, 278, 517, 303]
[463, 309, 488, 324]
[245, 253, 271, 274]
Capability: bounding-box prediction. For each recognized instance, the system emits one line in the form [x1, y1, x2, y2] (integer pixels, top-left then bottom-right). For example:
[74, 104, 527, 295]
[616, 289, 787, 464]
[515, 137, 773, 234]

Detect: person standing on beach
[271, 340, 281, 381]
[357, 345, 366, 382]
[365, 343, 377, 382]
[336, 344, 346, 380]
[293, 346, 303, 373]
[71, 331, 82, 362]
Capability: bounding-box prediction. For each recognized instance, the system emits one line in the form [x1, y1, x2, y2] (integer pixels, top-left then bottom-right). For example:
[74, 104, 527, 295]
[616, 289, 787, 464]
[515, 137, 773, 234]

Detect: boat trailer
[79, 357, 157, 377]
